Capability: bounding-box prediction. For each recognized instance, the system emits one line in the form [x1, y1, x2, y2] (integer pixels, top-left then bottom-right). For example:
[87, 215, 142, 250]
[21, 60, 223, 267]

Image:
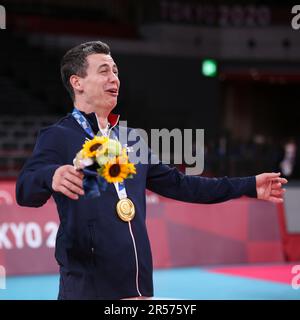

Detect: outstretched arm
[146, 160, 287, 204]
[146, 162, 257, 204]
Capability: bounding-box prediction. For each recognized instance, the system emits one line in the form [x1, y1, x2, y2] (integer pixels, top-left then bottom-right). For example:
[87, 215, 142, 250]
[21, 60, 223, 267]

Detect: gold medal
[116, 198, 135, 222]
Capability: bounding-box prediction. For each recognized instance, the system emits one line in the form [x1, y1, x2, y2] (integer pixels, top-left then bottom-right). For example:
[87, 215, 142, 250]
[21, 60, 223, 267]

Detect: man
[16, 41, 287, 300]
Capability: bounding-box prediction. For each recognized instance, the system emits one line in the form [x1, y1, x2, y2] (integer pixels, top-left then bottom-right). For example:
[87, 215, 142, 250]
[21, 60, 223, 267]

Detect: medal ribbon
[72, 107, 128, 201]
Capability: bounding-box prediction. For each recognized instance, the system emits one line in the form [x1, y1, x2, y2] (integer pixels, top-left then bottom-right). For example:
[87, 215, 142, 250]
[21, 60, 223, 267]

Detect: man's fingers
[263, 173, 289, 183]
[72, 168, 84, 179]
[272, 182, 282, 189]
[271, 177, 288, 184]
[264, 172, 281, 180]
[270, 189, 285, 197]
[268, 196, 284, 204]
[59, 186, 79, 200]
[64, 172, 84, 190]
[52, 165, 85, 197]
[59, 166, 85, 195]
[62, 179, 84, 196]
[63, 165, 84, 178]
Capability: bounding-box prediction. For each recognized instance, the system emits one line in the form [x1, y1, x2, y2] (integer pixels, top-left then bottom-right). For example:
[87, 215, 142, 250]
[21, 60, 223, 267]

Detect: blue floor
[154, 268, 300, 300]
[0, 267, 299, 300]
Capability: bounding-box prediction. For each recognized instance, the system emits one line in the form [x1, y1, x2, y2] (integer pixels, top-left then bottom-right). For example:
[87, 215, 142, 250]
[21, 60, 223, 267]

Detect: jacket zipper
[88, 224, 96, 265]
[128, 221, 142, 297]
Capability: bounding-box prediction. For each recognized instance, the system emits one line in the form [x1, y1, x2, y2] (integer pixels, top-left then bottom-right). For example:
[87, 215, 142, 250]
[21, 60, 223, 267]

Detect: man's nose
[108, 71, 119, 83]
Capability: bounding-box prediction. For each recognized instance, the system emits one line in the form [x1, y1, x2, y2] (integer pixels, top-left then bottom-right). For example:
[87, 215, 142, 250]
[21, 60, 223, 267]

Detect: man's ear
[70, 75, 83, 93]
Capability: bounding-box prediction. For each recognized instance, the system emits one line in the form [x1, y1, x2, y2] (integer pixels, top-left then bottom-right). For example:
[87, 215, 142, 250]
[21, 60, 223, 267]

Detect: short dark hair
[60, 41, 111, 101]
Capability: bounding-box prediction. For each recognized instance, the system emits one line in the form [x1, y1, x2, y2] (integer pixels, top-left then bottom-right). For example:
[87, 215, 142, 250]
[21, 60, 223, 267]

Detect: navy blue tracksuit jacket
[16, 112, 257, 299]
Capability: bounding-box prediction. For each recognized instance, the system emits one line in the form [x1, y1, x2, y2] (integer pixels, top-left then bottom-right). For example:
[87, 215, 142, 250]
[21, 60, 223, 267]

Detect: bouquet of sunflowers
[73, 136, 136, 198]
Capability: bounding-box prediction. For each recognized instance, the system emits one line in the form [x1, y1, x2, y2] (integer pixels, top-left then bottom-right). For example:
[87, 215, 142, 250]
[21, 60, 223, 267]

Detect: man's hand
[52, 165, 84, 200]
[256, 172, 288, 203]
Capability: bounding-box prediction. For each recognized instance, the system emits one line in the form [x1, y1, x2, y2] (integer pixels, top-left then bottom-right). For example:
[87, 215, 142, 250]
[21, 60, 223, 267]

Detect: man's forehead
[87, 53, 116, 66]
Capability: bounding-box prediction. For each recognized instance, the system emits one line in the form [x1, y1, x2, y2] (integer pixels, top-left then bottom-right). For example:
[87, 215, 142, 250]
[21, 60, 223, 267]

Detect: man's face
[76, 53, 120, 112]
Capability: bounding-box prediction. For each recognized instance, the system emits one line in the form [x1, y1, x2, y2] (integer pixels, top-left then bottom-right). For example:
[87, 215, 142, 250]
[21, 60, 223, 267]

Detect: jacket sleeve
[146, 161, 257, 204]
[15, 126, 64, 207]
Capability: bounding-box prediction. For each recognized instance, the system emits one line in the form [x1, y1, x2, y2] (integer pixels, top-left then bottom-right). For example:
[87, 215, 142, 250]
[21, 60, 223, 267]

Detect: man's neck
[96, 115, 109, 130]
[74, 102, 110, 129]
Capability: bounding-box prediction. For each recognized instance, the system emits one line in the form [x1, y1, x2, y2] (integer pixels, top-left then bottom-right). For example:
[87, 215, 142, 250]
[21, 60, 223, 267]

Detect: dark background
[0, 0, 299, 179]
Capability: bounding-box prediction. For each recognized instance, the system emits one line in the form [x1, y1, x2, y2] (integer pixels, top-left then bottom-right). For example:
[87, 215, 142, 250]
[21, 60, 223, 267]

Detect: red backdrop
[0, 181, 292, 276]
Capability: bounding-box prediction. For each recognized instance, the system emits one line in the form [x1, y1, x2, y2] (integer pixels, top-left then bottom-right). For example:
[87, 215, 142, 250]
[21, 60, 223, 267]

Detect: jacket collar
[79, 111, 120, 134]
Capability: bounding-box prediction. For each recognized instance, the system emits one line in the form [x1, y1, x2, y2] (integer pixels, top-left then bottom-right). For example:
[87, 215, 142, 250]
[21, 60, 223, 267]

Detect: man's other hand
[256, 172, 288, 203]
[52, 165, 85, 200]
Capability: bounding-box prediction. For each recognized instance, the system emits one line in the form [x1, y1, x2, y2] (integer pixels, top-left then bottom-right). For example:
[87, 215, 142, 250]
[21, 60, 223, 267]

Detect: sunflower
[82, 136, 109, 158]
[127, 162, 136, 175]
[101, 156, 136, 183]
[117, 153, 136, 175]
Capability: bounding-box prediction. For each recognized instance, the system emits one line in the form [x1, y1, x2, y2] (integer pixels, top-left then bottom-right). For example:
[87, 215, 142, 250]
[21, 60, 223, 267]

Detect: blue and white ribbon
[72, 107, 127, 200]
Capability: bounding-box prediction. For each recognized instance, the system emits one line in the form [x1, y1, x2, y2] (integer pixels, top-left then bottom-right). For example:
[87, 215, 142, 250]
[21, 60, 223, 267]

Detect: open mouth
[106, 88, 118, 96]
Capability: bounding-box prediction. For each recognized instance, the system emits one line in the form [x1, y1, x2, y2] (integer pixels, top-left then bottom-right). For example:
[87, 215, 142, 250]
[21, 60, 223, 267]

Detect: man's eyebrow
[97, 63, 118, 71]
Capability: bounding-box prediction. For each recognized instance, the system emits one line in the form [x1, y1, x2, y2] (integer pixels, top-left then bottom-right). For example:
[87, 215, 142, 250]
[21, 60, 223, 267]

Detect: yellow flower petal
[101, 156, 136, 183]
[82, 136, 109, 158]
